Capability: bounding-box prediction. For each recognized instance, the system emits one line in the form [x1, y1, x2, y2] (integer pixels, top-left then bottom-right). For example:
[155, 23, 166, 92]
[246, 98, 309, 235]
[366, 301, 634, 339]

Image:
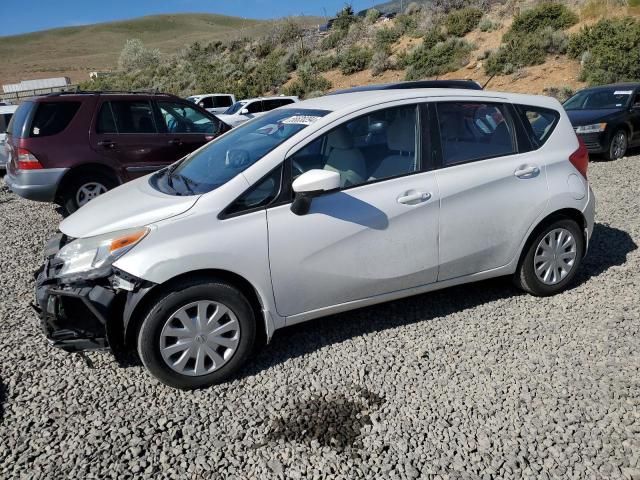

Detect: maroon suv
[5, 91, 229, 214]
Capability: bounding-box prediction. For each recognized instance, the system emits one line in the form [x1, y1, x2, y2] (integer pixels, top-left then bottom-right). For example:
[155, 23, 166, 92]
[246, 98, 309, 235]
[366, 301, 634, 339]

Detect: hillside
[0, 13, 321, 86]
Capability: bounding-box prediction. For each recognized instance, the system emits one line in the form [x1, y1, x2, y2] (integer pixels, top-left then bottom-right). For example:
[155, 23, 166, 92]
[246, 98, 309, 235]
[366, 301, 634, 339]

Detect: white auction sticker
[614, 90, 632, 95]
[281, 115, 322, 125]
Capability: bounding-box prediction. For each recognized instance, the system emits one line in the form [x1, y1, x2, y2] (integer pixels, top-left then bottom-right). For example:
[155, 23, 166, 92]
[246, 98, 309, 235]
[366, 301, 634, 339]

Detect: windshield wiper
[173, 174, 199, 195]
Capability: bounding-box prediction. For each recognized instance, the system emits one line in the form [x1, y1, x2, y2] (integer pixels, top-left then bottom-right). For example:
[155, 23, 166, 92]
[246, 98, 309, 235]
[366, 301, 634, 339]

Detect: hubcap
[159, 300, 240, 377]
[611, 132, 627, 159]
[76, 182, 107, 207]
[534, 228, 577, 285]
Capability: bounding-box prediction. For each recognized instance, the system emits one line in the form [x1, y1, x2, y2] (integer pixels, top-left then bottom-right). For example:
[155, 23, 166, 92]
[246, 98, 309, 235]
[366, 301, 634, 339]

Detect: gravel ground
[0, 155, 639, 480]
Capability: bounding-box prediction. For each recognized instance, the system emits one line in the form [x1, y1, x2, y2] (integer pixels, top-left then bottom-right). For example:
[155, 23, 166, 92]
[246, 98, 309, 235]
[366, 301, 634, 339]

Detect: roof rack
[47, 89, 176, 97]
[328, 79, 483, 95]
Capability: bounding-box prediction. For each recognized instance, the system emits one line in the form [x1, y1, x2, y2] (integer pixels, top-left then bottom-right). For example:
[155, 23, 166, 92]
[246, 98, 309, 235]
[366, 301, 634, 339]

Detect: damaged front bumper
[33, 233, 151, 353]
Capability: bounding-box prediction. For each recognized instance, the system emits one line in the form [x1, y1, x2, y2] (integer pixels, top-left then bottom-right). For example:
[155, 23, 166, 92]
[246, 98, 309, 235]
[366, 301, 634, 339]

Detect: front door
[267, 103, 440, 318]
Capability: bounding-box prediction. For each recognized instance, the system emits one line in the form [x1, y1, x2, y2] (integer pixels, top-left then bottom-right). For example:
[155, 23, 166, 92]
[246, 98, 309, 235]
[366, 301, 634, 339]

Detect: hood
[566, 108, 623, 126]
[215, 114, 237, 122]
[60, 174, 199, 238]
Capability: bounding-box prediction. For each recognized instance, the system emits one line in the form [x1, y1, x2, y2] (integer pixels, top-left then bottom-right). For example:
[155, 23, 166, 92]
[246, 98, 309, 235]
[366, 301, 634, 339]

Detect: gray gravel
[1, 154, 639, 480]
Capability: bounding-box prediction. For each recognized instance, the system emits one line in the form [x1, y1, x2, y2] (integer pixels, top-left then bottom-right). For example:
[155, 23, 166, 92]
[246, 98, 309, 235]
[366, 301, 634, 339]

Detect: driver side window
[157, 101, 217, 134]
[289, 104, 420, 189]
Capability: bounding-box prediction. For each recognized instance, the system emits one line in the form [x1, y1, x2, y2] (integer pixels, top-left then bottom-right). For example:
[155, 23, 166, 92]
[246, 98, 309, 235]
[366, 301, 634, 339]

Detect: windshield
[224, 101, 248, 115]
[153, 108, 329, 195]
[186, 96, 198, 103]
[564, 88, 633, 110]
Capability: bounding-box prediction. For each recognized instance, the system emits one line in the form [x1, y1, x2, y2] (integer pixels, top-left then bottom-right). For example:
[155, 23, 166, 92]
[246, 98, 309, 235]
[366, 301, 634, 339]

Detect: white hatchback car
[35, 88, 595, 389]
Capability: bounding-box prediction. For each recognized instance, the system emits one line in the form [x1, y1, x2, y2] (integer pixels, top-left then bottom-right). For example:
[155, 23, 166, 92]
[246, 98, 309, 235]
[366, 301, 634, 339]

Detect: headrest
[387, 116, 416, 151]
[327, 127, 354, 150]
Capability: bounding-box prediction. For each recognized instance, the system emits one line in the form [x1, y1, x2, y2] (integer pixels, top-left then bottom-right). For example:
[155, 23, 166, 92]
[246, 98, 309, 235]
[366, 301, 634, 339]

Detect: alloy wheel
[533, 228, 577, 285]
[76, 182, 107, 206]
[611, 131, 627, 160]
[159, 300, 240, 377]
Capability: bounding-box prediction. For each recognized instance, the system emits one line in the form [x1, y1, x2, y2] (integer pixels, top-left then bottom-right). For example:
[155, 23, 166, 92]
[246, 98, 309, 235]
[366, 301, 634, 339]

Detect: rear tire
[137, 280, 256, 389]
[515, 219, 584, 296]
[605, 129, 627, 161]
[61, 172, 117, 216]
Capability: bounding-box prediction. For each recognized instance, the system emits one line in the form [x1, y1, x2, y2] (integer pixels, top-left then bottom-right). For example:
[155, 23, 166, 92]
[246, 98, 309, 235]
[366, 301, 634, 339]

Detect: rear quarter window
[29, 102, 81, 137]
[516, 105, 560, 148]
[7, 102, 35, 138]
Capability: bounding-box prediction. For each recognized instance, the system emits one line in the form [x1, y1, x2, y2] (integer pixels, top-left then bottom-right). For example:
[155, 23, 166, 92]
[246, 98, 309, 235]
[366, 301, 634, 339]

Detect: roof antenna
[482, 74, 496, 89]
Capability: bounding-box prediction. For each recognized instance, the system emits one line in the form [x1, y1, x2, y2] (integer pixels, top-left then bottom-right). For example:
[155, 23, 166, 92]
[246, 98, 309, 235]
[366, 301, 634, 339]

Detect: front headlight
[55, 227, 150, 278]
[575, 123, 607, 134]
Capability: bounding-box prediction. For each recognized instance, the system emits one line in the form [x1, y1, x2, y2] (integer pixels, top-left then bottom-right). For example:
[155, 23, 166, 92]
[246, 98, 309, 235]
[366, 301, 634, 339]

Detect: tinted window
[225, 101, 247, 115]
[7, 102, 34, 138]
[29, 102, 80, 137]
[158, 101, 218, 134]
[516, 105, 559, 147]
[0, 113, 13, 133]
[198, 97, 214, 109]
[291, 104, 420, 188]
[246, 101, 263, 114]
[213, 96, 233, 108]
[110, 101, 156, 134]
[224, 165, 283, 216]
[96, 102, 117, 134]
[437, 102, 515, 166]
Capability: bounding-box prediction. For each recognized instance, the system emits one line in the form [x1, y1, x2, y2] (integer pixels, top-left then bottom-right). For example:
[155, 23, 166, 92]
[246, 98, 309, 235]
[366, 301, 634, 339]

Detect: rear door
[434, 101, 549, 281]
[90, 99, 172, 179]
[155, 100, 222, 159]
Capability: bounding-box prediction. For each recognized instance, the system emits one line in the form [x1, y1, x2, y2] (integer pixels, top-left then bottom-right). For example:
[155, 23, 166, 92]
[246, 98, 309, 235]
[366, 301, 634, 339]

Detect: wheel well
[123, 269, 266, 351]
[55, 164, 121, 204]
[518, 208, 587, 269]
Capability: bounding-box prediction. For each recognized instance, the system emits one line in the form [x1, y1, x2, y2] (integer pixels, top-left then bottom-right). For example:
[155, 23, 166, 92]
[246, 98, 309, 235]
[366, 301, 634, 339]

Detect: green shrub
[333, 5, 357, 31]
[445, 8, 483, 37]
[339, 46, 373, 74]
[395, 13, 419, 34]
[478, 17, 499, 32]
[284, 67, 332, 98]
[422, 28, 447, 50]
[405, 38, 473, 80]
[365, 8, 381, 23]
[118, 39, 161, 71]
[506, 3, 578, 40]
[371, 50, 391, 76]
[485, 36, 547, 75]
[568, 17, 640, 84]
[321, 29, 347, 50]
[310, 54, 339, 72]
[375, 27, 402, 50]
[543, 86, 574, 102]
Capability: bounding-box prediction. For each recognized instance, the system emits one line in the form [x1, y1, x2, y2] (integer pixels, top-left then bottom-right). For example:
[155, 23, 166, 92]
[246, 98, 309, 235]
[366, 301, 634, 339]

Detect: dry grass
[0, 13, 321, 86]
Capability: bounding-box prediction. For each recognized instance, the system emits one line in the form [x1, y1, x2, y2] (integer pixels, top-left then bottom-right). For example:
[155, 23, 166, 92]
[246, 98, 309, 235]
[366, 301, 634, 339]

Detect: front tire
[515, 219, 584, 296]
[62, 172, 117, 216]
[137, 280, 256, 389]
[606, 129, 627, 161]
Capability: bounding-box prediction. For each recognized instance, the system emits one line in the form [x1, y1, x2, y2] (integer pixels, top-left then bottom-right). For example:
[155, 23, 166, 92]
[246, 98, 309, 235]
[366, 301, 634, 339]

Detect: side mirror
[240, 108, 249, 115]
[290, 169, 340, 216]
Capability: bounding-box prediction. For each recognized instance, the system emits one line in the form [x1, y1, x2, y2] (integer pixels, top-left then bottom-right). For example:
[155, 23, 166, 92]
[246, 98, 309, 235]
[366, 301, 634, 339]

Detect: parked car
[563, 83, 640, 160]
[5, 91, 229, 215]
[329, 79, 483, 95]
[216, 96, 299, 127]
[186, 93, 236, 114]
[34, 88, 594, 389]
[0, 104, 18, 171]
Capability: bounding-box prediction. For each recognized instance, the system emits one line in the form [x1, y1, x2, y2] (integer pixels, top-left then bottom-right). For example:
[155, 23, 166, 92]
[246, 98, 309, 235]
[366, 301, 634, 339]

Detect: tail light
[17, 148, 43, 170]
[569, 137, 589, 179]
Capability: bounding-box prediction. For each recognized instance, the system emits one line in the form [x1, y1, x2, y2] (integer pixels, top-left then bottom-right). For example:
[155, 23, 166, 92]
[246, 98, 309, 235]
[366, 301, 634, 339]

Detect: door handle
[168, 139, 183, 146]
[97, 140, 116, 149]
[397, 191, 431, 205]
[514, 165, 540, 178]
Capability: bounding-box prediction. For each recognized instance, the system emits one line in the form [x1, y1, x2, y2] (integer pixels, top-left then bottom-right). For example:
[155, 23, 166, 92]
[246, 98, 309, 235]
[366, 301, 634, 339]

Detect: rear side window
[0, 113, 13, 133]
[29, 102, 80, 137]
[516, 105, 560, 147]
[96, 103, 117, 134]
[436, 102, 516, 166]
[246, 101, 263, 114]
[198, 97, 214, 109]
[213, 96, 233, 108]
[109, 101, 157, 134]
